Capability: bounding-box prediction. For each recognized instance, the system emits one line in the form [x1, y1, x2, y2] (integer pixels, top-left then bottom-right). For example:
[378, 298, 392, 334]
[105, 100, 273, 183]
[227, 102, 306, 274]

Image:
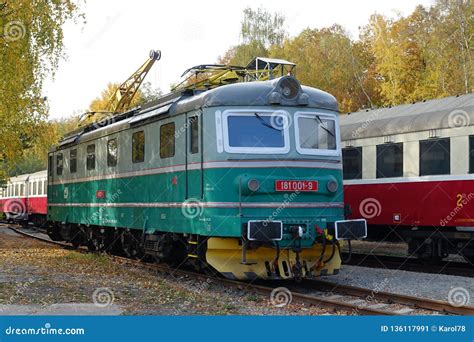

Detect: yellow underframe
[206, 237, 342, 280]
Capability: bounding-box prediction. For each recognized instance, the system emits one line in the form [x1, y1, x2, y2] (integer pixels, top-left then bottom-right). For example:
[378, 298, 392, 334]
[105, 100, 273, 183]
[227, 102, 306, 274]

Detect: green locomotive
[47, 57, 366, 280]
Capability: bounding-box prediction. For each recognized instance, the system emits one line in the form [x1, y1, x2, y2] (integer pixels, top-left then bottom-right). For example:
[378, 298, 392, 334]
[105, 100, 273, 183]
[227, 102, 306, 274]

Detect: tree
[0, 115, 81, 179]
[219, 7, 287, 66]
[89, 82, 162, 112]
[270, 25, 377, 112]
[137, 82, 163, 105]
[0, 0, 83, 181]
[364, 14, 426, 105]
[240, 7, 287, 46]
[361, 1, 473, 106]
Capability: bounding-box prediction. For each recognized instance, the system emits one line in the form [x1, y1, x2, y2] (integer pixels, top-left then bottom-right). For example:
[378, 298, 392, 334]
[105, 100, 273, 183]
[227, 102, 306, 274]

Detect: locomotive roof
[172, 77, 338, 113]
[55, 76, 338, 150]
[339, 93, 474, 140]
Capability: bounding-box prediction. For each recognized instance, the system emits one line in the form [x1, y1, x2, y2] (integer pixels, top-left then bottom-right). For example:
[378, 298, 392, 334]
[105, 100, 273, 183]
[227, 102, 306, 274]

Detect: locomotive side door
[185, 112, 203, 200]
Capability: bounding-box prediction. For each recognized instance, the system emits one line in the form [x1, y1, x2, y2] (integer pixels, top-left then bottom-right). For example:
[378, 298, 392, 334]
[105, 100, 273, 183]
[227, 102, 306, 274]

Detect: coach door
[186, 113, 203, 200]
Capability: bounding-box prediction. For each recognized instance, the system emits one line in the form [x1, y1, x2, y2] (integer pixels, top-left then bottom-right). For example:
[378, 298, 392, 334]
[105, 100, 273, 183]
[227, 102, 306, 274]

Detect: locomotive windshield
[222, 111, 291, 154]
[295, 113, 338, 154]
[228, 114, 284, 147]
[220, 110, 338, 155]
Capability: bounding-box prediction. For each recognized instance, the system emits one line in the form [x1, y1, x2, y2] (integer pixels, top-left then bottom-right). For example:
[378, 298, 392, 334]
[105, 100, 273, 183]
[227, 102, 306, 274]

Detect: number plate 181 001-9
[275, 180, 318, 192]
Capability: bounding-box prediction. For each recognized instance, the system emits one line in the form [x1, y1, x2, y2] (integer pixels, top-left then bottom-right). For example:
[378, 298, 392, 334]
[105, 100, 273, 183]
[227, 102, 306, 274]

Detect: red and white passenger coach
[340, 94, 474, 263]
[0, 170, 47, 225]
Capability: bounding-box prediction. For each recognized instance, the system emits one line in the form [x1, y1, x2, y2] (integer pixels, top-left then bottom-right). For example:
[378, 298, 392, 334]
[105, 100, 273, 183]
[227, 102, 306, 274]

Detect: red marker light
[96, 190, 106, 199]
[314, 224, 323, 235]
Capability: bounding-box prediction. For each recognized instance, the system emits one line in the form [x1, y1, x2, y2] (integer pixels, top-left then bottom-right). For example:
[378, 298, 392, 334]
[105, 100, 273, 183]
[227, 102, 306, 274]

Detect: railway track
[5, 224, 474, 316]
[342, 252, 474, 278]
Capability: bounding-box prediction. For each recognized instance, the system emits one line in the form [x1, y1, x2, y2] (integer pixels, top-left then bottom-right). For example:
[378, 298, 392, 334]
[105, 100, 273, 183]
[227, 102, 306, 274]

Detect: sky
[44, 0, 433, 120]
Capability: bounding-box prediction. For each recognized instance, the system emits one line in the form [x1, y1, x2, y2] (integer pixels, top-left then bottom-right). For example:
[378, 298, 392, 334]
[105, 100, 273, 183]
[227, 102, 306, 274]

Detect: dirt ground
[0, 226, 335, 316]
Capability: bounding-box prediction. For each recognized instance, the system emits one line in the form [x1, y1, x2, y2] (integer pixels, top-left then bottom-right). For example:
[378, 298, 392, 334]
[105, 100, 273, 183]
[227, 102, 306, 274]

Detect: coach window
[419, 138, 450, 176]
[189, 116, 199, 154]
[160, 123, 175, 158]
[87, 144, 96, 170]
[15, 184, 18, 196]
[33, 181, 37, 195]
[43, 180, 47, 195]
[343, 147, 363, 179]
[56, 153, 63, 175]
[376, 143, 403, 178]
[132, 131, 145, 163]
[70, 149, 77, 173]
[107, 139, 118, 167]
[20, 184, 24, 196]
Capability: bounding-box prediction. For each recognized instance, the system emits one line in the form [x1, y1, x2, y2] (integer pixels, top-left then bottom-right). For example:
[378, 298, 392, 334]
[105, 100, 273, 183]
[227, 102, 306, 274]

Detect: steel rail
[6, 225, 468, 316]
[303, 279, 474, 316]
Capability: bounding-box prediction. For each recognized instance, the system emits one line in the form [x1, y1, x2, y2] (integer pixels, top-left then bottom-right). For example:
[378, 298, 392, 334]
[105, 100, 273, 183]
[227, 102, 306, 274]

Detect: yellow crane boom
[79, 49, 161, 127]
[110, 49, 161, 113]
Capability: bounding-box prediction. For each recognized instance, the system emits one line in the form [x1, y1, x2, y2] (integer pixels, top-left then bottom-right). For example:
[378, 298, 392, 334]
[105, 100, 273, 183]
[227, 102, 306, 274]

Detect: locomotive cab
[187, 74, 367, 279]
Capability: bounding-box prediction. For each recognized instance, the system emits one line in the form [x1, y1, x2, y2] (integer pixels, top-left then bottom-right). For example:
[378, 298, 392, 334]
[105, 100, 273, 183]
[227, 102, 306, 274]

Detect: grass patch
[63, 252, 110, 264]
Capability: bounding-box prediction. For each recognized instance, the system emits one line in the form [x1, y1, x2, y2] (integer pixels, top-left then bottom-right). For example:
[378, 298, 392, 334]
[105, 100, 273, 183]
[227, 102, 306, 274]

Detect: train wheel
[47, 224, 63, 241]
[86, 228, 101, 252]
[121, 230, 141, 259]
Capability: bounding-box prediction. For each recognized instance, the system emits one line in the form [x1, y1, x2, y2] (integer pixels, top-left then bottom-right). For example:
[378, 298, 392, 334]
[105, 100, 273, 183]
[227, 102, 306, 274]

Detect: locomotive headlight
[247, 179, 260, 192]
[278, 77, 300, 100]
[327, 180, 338, 193]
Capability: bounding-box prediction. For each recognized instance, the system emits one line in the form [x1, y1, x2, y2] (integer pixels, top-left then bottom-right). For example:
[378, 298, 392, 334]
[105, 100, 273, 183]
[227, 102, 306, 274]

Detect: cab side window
[56, 153, 64, 175]
[132, 131, 145, 163]
[160, 123, 175, 158]
[87, 144, 96, 170]
[70, 149, 77, 173]
[189, 116, 199, 154]
[108, 139, 118, 167]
